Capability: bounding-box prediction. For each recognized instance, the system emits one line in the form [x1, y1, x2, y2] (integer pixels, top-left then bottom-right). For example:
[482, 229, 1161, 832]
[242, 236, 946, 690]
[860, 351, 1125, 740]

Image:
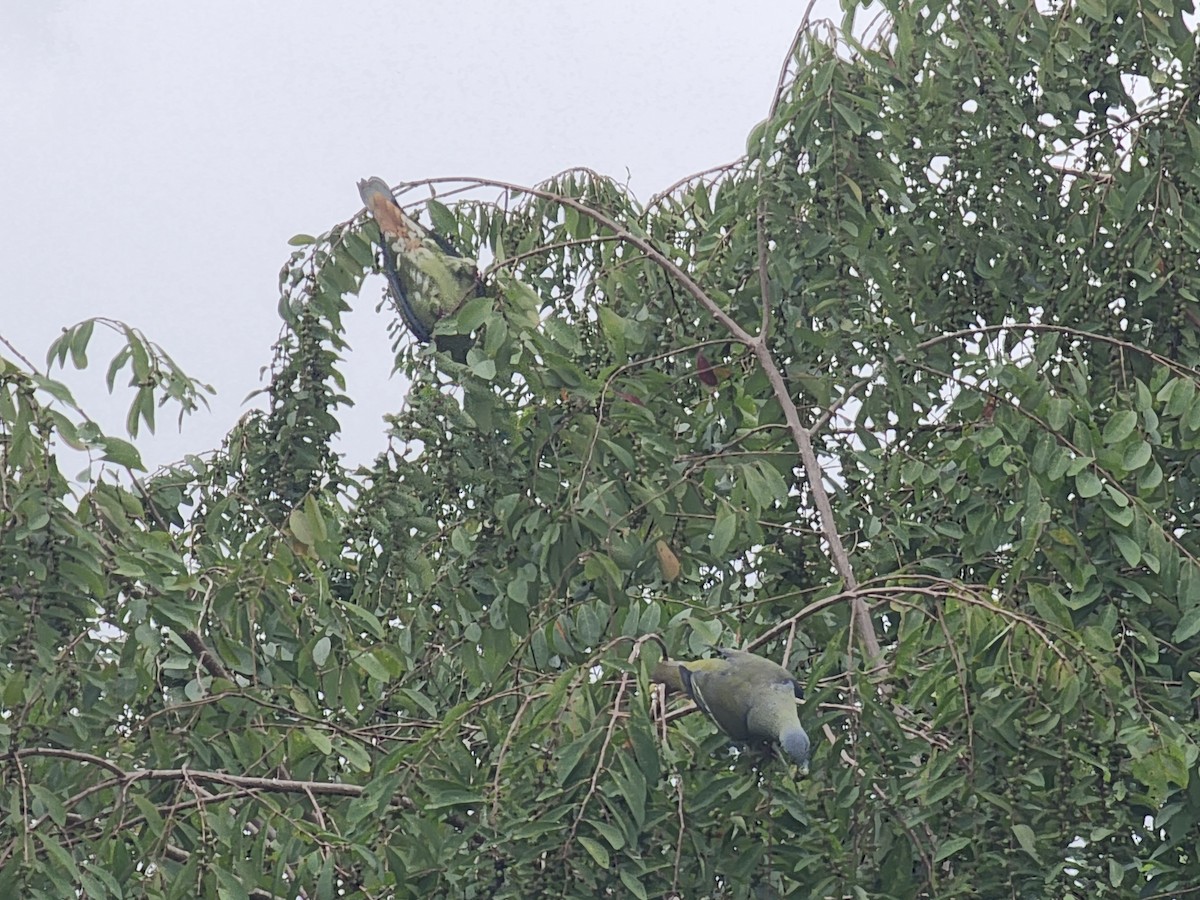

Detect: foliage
[3, 1, 1200, 896]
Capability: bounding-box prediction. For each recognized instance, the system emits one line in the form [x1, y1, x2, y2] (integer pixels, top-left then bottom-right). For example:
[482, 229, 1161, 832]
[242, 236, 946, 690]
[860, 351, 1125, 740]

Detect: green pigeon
[357, 176, 480, 355]
[654, 647, 810, 773]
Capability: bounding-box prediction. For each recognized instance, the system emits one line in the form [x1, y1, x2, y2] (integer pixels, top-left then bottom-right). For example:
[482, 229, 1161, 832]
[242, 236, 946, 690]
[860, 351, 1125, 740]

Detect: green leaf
[1011, 823, 1040, 862]
[98, 436, 145, 470]
[69, 318, 94, 368]
[303, 726, 333, 755]
[1113, 534, 1141, 568]
[1165, 377, 1195, 417]
[469, 357, 497, 380]
[555, 729, 600, 787]
[1046, 398, 1072, 431]
[1173, 606, 1200, 643]
[353, 650, 393, 683]
[454, 295, 493, 331]
[1074, 470, 1102, 498]
[289, 506, 315, 547]
[29, 373, 77, 406]
[745, 117, 769, 155]
[619, 868, 649, 900]
[934, 835, 972, 863]
[312, 636, 332, 667]
[341, 603, 385, 640]
[1028, 583, 1072, 628]
[711, 503, 737, 558]
[1108, 858, 1124, 888]
[1103, 410, 1137, 444]
[598, 307, 628, 356]
[1122, 439, 1152, 471]
[426, 198, 457, 235]
[832, 98, 864, 135]
[425, 789, 484, 811]
[577, 835, 610, 869]
[30, 785, 67, 827]
[587, 818, 627, 851]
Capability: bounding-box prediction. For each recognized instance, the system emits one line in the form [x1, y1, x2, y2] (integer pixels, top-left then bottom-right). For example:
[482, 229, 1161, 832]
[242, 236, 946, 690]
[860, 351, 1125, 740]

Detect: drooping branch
[13, 748, 368, 797]
[415, 174, 883, 665]
[748, 5, 881, 662]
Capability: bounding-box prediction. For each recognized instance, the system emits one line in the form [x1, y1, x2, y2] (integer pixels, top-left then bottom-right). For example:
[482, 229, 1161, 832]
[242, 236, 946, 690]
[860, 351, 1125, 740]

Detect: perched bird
[653, 647, 810, 773]
[356, 176, 480, 355]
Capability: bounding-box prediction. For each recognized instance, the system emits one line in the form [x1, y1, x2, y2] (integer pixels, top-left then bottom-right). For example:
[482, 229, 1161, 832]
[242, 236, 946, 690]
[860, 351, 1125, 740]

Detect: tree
[3, 1, 1200, 896]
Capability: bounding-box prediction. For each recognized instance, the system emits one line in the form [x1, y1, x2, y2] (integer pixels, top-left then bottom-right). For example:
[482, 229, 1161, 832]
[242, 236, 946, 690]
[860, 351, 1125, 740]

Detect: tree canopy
[3, 1, 1200, 896]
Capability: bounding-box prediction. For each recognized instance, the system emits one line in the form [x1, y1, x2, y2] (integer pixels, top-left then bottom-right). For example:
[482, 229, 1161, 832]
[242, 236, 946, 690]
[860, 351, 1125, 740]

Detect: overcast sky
[1, 1, 838, 473]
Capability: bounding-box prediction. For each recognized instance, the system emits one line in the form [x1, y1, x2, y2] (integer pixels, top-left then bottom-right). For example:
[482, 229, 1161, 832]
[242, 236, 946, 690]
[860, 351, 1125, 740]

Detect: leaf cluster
[3, 0, 1200, 896]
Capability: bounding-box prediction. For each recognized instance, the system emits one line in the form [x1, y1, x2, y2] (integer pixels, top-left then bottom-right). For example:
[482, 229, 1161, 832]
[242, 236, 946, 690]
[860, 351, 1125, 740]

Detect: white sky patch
[0, 0, 835, 472]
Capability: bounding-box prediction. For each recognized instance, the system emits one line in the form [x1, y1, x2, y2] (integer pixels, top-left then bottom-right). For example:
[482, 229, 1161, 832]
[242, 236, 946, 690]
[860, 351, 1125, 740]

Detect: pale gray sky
[1, 1, 836, 471]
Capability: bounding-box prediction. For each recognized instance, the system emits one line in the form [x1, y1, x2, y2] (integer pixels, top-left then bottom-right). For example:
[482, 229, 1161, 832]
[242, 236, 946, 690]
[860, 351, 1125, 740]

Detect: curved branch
[414, 174, 882, 665]
[12, 749, 368, 798]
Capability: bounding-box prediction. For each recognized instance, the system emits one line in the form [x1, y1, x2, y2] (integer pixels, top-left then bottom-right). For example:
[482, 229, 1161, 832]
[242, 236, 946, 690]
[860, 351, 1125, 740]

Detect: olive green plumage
[653, 648, 810, 772]
[356, 176, 479, 361]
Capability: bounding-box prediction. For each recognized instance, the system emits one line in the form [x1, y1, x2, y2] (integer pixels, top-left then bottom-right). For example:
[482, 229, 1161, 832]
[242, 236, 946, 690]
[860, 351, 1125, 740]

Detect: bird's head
[357, 176, 394, 207]
[781, 724, 811, 776]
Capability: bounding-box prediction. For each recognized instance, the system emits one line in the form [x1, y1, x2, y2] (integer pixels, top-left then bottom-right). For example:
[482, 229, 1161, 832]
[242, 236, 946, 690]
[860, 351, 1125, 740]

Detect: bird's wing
[718, 647, 803, 696]
[678, 664, 720, 723]
[682, 662, 754, 742]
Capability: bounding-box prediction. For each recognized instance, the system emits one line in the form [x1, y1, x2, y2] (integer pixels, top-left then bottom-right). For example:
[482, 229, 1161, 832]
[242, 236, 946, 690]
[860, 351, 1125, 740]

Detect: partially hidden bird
[356, 176, 480, 355]
[653, 647, 810, 773]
